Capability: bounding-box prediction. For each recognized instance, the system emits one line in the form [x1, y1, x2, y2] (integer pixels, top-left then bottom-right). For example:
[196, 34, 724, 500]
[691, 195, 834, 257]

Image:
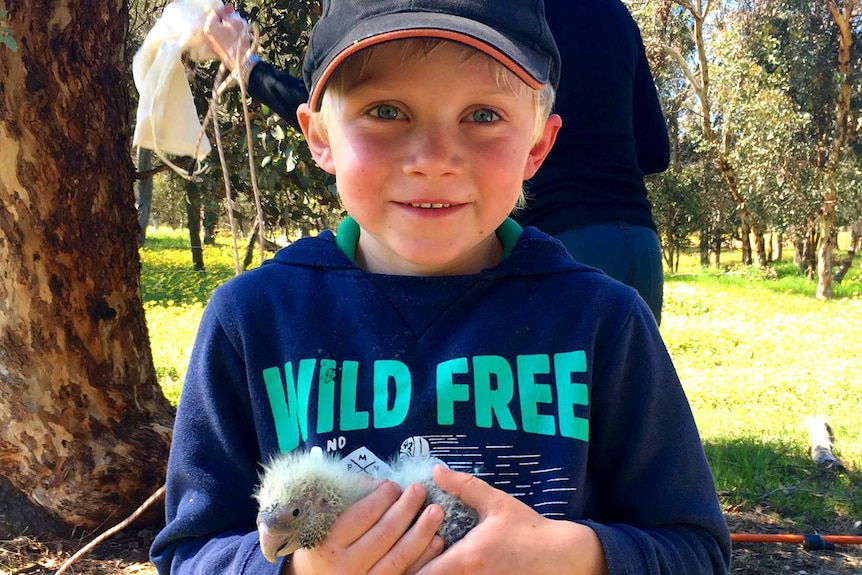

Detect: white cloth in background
[132, 0, 224, 162]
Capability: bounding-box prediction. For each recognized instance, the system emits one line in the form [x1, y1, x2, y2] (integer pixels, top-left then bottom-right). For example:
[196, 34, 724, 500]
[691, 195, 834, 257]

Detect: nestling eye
[292, 508, 301, 517]
[470, 108, 499, 123]
[369, 104, 401, 120]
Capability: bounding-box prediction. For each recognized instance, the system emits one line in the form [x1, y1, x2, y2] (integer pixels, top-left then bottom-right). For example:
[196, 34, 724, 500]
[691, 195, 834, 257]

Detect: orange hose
[732, 533, 805, 543]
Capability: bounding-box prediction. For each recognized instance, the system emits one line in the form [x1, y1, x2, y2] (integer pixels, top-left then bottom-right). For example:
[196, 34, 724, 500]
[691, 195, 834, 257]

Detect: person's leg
[627, 225, 663, 325]
[555, 222, 628, 279]
[554, 222, 663, 324]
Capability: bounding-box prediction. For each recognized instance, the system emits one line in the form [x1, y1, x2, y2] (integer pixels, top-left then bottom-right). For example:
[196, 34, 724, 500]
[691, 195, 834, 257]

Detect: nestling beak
[257, 521, 300, 564]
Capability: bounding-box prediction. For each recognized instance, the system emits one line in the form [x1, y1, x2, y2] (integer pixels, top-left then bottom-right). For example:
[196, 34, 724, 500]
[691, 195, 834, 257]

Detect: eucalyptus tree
[631, 0, 738, 267]
[648, 0, 770, 266]
[634, 0, 861, 291]
[759, 0, 861, 294]
[648, 163, 707, 272]
[710, 2, 816, 266]
[812, 0, 859, 297]
[0, 0, 173, 534]
[757, 0, 842, 275]
[630, 1, 704, 263]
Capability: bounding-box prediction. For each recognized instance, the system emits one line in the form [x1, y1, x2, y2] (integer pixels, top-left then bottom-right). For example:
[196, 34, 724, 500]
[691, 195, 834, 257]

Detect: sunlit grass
[141, 229, 862, 530]
[662, 249, 862, 529]
[140, 227, 258, 404]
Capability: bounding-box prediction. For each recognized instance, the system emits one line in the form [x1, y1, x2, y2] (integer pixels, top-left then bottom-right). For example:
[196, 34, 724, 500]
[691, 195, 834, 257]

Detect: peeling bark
[0, 0, 173, 530]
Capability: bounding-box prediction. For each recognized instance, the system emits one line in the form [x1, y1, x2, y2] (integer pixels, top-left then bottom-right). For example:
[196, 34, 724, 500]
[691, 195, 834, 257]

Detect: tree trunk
[851, 218, 862, 252]
[712, 234, 722, 269]
[203, 184, 220, 246]
[834, 250, 855, 283]
[835, 218, 861, 283]
[243, 220, 279, 270]
[0, 0, 173, 533]
[754, 230, 767, 268]
[136, 148, 154, 246]
[668, 0, 758, 268]
[765, 230, 773, 263]
[186, 180, 205, 271]
[741, 219, 753, 266]
[797, 219, 818, 277]
[817, 201, 835, 298]
[777, 231, 784, 262]
[797, 224, 807, 272]
[244, 220, 262, 271]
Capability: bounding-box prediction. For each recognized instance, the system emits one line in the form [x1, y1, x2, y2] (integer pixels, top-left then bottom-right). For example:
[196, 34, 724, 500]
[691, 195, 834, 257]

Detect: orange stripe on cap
[308, 28, 546, 111]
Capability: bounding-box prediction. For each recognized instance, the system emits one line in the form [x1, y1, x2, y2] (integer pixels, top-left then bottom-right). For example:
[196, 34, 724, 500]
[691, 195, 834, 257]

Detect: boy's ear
[296, 102, 336, 174]
[523, 113, 562, 180]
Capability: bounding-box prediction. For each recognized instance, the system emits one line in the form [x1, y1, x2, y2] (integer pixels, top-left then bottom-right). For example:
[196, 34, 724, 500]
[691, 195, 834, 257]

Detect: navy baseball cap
[302, 0, 561, 110]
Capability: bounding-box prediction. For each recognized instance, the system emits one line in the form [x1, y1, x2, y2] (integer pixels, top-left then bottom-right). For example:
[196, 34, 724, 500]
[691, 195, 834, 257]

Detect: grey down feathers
[254, 451, 478, 563]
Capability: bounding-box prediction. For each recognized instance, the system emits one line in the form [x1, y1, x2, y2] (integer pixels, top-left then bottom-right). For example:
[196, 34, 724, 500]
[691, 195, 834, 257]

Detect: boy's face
[299, 41, 560, 275]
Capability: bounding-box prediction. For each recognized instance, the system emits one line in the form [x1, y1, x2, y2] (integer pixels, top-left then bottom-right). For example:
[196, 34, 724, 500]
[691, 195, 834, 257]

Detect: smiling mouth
[410, 203, 452, 209]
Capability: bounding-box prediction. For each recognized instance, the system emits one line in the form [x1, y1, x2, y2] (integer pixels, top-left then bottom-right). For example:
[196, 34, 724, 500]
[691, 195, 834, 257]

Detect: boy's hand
[286, 480, 446, 575]
[415, 466, 609, 575]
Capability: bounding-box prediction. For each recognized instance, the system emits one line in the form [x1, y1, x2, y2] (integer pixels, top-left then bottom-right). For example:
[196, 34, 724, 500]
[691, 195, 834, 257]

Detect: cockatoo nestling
[254, 451, 478, 563]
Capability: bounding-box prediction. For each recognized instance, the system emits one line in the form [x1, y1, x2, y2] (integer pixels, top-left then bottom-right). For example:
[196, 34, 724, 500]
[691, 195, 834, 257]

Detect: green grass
[663, 251, 862, 531]
[141, 229, 862, 531]
[140, 228, 251, 403]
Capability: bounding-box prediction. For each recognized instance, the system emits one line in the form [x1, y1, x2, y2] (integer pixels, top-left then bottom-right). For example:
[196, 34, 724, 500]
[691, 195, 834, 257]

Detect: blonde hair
[311, 39, 556, 209]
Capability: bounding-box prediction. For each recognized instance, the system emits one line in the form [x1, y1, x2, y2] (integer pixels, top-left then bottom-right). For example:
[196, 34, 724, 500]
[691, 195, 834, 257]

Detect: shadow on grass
[704, 435, 861, 533]
[140, 238, 237, 305]
[667, 261, 862, 299]
[141, 260, 235, 305]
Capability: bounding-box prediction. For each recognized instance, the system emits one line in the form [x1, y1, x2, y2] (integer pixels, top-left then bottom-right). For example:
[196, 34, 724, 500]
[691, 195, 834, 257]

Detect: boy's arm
[415, 303, 729, 575]
[149, 300, 285, 575]
[580, 303, 730, 574]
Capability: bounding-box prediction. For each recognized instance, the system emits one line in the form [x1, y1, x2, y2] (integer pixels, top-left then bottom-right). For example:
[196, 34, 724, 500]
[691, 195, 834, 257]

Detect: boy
[151, 1, 731, 574]
[207, 0, 670, 324]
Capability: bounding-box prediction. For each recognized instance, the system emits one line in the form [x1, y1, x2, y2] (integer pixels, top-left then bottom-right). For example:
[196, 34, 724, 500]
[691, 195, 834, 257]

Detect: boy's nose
[402, 125, 462, 177]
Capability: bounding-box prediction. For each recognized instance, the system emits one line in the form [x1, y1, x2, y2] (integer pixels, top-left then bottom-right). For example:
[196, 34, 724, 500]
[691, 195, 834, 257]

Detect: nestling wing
[389, 457, 479, 548]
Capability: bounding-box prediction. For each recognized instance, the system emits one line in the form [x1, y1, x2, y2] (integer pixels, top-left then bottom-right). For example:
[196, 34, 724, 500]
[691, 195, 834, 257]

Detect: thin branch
[662, 44, 703, 95]
[674, 0, 698, 17]
[52, 485, 166, 575]
[135, 162, 173, 180]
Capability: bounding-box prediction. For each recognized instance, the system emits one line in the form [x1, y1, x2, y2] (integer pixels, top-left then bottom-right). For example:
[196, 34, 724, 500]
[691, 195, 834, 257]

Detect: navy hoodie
[150, 220, 730, 574]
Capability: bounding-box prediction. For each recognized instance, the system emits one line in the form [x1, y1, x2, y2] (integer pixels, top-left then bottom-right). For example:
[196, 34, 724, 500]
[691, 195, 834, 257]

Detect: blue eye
[370, 104, 401, 120]
[471, 109, 499, 123]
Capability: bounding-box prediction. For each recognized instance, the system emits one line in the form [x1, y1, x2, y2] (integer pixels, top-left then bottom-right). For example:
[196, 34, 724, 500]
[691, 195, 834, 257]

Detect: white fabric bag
[132, 0, 224, 163]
